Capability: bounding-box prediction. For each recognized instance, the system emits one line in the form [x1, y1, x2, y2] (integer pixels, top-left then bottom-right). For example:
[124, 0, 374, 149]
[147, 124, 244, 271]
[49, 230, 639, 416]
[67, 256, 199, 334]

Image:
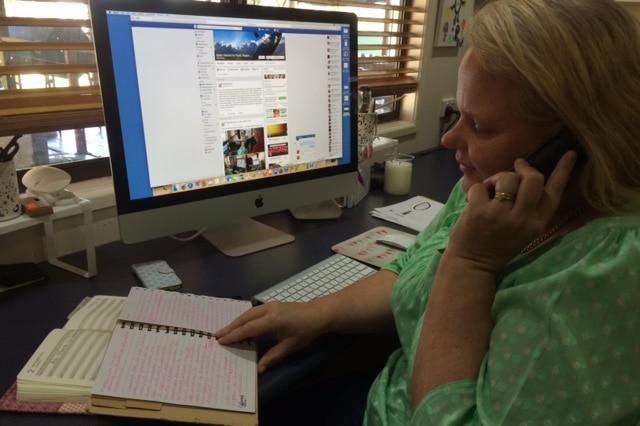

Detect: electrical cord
[170, 228, 207, 242]
[443, 105, 460, 133]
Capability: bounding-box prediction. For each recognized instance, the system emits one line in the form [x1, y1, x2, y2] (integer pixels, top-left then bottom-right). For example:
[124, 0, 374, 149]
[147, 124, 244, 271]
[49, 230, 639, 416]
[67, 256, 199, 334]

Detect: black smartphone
[523, 128, 583, 182]
[490, 129, 582, 198]
[0, 263, 47, 293]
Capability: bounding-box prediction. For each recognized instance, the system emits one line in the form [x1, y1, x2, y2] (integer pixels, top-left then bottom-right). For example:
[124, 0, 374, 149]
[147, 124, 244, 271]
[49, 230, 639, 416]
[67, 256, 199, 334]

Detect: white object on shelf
[22, 166, 71, 195]
[0, 198, 97, 278]
[22, 166, 80, 206]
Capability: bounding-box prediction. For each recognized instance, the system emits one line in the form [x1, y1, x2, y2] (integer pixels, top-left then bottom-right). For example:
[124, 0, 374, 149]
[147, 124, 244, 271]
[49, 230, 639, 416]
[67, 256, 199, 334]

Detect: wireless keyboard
[252, 254, 377, 304]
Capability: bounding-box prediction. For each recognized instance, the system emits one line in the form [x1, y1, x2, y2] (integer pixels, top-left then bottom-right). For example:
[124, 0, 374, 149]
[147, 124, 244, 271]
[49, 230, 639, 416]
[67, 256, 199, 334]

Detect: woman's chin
[461, 175, 482, 194]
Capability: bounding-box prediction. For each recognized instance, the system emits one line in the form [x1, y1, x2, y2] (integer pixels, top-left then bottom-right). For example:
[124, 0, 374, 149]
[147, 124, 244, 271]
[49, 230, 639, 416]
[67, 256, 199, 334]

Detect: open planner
[87, 287, 257, 426]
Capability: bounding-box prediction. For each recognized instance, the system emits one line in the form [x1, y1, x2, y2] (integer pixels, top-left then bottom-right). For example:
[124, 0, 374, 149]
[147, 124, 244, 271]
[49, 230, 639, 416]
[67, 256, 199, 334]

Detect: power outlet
[439, 98, 456, 118]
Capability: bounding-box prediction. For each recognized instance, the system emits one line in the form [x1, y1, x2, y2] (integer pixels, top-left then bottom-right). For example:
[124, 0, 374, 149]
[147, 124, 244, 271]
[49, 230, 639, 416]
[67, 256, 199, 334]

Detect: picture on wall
[435, 0, 472, 47]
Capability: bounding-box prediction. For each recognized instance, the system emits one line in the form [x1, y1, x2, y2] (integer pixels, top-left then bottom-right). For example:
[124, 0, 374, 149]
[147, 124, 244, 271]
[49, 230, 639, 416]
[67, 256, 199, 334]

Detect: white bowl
[22, 166, 71, 195]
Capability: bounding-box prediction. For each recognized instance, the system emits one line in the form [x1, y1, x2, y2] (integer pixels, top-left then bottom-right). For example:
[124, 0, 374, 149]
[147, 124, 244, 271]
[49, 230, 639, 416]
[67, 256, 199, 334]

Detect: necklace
[520, 205, 587, 254]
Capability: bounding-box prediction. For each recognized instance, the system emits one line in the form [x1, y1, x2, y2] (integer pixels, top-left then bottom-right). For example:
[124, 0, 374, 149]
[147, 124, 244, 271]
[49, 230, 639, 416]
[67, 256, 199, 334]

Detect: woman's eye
[474, 125, 493, 137]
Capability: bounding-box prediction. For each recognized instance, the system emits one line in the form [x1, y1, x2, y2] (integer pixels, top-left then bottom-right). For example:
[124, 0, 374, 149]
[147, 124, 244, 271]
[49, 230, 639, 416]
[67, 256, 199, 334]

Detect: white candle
[384, 157, 413, 195]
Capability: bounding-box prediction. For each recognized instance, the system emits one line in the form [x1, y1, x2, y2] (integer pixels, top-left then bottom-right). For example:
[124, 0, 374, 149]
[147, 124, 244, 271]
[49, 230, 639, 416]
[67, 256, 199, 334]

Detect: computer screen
[90, 0, 358, 256]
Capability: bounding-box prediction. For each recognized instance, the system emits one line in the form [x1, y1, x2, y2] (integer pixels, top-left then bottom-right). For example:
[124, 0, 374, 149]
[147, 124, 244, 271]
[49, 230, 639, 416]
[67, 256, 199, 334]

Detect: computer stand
[288, 199, 342, 220]
[201, 218, 295, 257]
[202, 199, 341, 256]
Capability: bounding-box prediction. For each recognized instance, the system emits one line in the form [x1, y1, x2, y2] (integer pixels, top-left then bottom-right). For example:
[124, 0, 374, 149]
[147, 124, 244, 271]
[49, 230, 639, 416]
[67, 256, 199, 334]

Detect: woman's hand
[447, 151, 578, 274]
[215, 301, 326, 374]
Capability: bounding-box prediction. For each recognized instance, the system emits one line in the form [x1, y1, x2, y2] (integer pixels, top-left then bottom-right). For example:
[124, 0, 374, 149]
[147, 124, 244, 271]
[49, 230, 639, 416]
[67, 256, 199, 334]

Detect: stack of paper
[16, 295, 126, 403]
[371, 195, 444, 232]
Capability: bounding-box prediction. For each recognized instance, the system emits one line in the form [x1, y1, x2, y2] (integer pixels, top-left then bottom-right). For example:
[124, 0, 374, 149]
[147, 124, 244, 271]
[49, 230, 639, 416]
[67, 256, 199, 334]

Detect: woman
[217, 0, 640, 423]
[237, 141, 249, 155]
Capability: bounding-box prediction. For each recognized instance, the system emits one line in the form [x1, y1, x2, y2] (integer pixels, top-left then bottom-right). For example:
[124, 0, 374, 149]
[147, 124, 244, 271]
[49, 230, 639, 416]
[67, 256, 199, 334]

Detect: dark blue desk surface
[0, 148, 460, 425]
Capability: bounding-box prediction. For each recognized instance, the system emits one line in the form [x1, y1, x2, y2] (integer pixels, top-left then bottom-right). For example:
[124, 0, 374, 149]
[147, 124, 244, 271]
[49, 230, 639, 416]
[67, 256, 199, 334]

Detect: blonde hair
[468, 0, 640, 214]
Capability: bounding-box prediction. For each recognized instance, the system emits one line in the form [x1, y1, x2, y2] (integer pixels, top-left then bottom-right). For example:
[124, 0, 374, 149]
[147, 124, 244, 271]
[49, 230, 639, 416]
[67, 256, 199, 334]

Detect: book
[87, 287, 257, 426]
[331, 226, 417, 268]
[16, 295, 126, 403]
[370, 195, 444, 232]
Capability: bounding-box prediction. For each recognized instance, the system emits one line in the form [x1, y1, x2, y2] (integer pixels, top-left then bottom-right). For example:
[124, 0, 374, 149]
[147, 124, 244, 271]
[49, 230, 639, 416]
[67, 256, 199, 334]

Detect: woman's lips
[458, 163, 473, 174]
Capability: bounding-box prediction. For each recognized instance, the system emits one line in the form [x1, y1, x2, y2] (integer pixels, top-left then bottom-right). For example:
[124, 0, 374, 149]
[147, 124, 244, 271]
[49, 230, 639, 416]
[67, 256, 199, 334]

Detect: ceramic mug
[357, 113, 377, 146]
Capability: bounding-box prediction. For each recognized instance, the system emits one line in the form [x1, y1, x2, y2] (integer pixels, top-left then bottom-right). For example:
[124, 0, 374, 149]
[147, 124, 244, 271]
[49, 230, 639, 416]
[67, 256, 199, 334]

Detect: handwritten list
[92, 288, 255, 412]
[120, 287, 251, 334]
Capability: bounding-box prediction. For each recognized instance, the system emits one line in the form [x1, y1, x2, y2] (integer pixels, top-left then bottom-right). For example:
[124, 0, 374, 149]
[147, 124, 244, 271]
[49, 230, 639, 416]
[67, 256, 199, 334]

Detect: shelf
[0, 198, 97, 277]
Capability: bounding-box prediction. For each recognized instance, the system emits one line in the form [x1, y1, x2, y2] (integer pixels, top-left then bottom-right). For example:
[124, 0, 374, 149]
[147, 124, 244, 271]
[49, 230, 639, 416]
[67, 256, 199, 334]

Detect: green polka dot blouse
[364, 181, 640, 425]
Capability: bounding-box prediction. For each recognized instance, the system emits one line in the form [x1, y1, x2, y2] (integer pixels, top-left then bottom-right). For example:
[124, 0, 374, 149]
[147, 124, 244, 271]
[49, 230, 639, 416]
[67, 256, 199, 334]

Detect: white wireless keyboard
[252, 254, 377, 304]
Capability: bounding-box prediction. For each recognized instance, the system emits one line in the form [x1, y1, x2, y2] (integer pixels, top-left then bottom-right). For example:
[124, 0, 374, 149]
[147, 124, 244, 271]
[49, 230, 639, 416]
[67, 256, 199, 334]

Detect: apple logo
[254, 195, 264, 208]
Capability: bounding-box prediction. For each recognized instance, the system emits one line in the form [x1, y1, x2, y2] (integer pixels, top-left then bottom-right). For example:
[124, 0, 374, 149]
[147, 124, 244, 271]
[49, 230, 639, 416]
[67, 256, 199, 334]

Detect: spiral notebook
[88, 287, 257, 426]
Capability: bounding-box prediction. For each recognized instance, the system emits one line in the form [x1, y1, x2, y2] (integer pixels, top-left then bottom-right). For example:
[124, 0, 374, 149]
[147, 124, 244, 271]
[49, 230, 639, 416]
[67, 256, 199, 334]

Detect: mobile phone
[132, 260, 182, 291]
[524, 128, 583, 182]
[0, 262, 47, 293]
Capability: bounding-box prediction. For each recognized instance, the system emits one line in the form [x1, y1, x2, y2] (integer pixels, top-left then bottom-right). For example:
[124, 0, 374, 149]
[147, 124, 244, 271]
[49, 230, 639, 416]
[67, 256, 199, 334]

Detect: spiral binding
[120, 321, 213, 339]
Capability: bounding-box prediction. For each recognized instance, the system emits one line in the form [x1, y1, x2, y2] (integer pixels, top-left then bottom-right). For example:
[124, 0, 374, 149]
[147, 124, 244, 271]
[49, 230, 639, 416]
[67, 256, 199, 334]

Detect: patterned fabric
[0, 382, 86, 414]
[364, 180, 640, 425]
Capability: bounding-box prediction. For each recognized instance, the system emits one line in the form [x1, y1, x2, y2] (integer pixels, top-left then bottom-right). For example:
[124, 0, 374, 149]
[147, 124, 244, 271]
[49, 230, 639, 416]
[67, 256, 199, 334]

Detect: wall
[406, 0, 469, 153]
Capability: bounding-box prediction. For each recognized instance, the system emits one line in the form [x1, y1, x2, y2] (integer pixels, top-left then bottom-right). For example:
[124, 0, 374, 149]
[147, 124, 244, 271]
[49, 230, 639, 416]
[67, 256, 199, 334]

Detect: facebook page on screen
[106, 11, 352, 199]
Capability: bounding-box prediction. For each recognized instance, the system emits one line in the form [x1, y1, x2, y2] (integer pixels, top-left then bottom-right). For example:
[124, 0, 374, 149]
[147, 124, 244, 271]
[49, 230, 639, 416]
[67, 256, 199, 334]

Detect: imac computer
[89, 0, 359, 256]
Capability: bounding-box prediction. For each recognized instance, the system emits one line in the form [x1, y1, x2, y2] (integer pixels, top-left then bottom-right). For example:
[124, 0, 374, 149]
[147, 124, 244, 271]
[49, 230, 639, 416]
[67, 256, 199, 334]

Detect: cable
[443, 105, 460, 134]
[170, 228, 207, 242]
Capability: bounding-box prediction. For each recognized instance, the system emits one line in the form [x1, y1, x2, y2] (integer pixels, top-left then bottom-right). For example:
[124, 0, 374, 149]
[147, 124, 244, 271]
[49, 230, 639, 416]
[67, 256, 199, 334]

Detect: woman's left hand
[446, 151, 578, 274]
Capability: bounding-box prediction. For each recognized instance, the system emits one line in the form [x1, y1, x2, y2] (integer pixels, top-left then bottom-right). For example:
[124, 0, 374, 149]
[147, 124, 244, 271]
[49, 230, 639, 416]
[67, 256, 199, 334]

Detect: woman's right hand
[215, 301, 326, 374]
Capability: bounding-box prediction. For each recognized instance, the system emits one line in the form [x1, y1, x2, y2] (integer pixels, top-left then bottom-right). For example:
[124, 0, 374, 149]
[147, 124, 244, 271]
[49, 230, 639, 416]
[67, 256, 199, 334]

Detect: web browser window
[105, 11, 352, 200]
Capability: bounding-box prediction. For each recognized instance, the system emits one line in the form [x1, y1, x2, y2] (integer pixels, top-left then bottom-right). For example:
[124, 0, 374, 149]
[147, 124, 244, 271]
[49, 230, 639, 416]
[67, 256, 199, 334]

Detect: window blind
[251, 0, 426, 100]
[0, 11, 103, 137]
[1, 0, 425, 137]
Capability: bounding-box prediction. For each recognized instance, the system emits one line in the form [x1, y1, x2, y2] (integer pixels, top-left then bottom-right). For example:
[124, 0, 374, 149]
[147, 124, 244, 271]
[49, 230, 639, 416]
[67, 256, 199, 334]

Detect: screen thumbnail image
[269, 108, 287, 118]
[223, 127, 265, 157]
[268, 143, 289, 157]
[213, 29, 285, 60]
[267, 123, 288, 138]
[224, 152, 265, 175]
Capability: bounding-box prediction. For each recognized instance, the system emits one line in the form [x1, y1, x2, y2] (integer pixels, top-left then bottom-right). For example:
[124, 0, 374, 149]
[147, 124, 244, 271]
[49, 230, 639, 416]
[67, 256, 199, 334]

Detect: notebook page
[63, 295, 126, 331]
[119, 287, 252, 334]
[92, 325, 256, 412]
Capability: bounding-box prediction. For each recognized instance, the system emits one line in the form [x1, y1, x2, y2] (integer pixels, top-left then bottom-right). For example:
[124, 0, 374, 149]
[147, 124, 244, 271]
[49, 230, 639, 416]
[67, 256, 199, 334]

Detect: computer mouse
[376, 233, 416, 251]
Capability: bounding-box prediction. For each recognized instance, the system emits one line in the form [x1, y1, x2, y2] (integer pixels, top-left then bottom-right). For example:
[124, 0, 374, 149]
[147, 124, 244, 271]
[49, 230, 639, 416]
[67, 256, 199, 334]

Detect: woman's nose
[441, 119, 461, 150]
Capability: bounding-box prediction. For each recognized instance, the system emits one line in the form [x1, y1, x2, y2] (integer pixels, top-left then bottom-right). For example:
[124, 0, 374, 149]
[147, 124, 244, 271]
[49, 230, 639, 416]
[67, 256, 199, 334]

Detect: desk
[0, 148, 461, 425]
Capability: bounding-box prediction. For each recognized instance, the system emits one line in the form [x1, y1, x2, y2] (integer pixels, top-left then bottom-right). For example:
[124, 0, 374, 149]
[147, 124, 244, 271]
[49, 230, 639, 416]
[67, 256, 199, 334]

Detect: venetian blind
[253, 0, 426, 99]
[0, 0, 425, 137]
[0, 7, 103, 137]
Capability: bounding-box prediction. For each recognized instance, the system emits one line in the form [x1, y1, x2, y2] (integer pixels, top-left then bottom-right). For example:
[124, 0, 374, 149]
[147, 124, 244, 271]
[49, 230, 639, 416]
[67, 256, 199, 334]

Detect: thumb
[257, 340, 297, 374]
